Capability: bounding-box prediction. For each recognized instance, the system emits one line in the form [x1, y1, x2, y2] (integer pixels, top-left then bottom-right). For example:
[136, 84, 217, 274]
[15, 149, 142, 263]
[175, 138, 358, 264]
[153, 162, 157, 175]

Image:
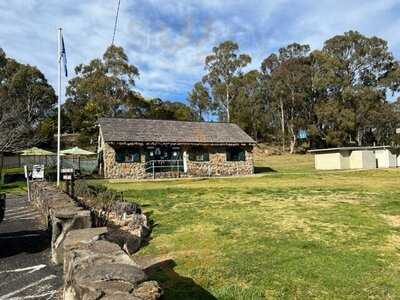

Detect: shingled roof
[98, 118, 256, 145]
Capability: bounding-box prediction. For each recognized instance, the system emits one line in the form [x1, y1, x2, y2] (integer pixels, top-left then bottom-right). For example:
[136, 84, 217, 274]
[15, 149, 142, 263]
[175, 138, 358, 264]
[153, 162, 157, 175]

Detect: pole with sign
[24, 165, 31, 202]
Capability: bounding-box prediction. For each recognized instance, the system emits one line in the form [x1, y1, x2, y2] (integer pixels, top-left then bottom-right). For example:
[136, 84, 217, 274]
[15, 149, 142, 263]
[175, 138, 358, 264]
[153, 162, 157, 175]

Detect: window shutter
[116, 150, 125, 163]
[203, 151, 209, 161]
[238, 149, 246, 161]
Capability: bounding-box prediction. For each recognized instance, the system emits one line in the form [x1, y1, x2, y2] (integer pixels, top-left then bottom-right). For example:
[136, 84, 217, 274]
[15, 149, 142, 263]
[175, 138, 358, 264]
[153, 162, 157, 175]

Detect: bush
[74, 180, 122, 212]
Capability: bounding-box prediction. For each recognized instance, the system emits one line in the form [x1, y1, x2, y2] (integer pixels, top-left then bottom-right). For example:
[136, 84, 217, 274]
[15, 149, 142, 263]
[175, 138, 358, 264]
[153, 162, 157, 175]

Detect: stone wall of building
[187, 147, 254, 177]
[102, 143, 254, 179]
[103, 143, 147, 179]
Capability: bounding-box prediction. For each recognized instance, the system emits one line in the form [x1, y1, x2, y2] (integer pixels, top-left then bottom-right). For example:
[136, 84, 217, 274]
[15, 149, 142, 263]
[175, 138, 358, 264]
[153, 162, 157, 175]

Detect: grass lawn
[254, 153, 315, 173]
[93, 155, 400, 299]
[0, 181, 26, 194]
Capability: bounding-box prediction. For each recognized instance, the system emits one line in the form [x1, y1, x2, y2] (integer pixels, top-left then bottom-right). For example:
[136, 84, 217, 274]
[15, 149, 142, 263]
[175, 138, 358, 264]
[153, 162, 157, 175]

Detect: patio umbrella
[19, 147, 56, 156]
[60, 146, 95, 156]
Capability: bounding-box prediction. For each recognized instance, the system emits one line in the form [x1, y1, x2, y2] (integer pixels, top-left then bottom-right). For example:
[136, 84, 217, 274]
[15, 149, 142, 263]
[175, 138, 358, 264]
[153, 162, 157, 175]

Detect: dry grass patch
[382, 214, 400, 228]
[97, 155, 400, 299]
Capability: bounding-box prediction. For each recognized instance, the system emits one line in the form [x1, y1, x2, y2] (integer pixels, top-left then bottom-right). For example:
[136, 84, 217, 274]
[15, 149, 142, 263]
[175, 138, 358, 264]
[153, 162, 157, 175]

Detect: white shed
[310, 146, 394, 170]
[314, 151, 344, 170]
[375, 149, 397, 168]
[349, 150, 376, 169]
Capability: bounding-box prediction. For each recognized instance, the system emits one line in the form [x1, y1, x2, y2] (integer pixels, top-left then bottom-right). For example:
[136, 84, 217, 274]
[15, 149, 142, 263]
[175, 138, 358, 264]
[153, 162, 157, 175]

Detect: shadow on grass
[254, 166, 277, 174]
[139, 210, 215, 298]
[137, 210, 158, 249]
[149, 260, 217, 300]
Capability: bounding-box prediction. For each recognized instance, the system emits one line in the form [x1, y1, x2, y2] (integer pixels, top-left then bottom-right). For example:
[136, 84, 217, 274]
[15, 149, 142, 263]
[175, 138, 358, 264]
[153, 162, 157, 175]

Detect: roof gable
[98, 118, 256, 145]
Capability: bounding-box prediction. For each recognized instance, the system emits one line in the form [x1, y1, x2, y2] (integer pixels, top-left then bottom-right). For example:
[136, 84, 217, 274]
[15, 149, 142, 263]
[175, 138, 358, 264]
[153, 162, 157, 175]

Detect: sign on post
[32, 165, 45, 181]
[61, 168, 73, 180]
[61, 168, 74, 197]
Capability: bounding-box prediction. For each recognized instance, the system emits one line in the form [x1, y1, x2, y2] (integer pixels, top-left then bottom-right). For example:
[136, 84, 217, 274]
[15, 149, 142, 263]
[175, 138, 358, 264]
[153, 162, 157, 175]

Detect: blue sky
[1, 0, 400, 103]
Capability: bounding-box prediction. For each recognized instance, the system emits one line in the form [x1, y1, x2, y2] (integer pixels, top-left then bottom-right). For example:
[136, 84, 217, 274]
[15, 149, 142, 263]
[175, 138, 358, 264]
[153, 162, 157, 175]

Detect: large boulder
[103, 228, 141, 255]
[103, 210, 151, 255]
[132, 281, 163, 300]
[51, 208, 92, 264]
[63, 235, 163, 300]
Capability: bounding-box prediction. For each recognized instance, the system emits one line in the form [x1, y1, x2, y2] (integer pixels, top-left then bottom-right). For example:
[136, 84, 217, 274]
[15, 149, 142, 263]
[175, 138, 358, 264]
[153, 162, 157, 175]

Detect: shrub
[74, 180, 123, 211]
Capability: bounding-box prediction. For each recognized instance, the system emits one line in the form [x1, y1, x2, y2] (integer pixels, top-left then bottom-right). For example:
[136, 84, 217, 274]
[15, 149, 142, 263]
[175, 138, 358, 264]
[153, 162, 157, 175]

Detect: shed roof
[309, 146, 392, 153]
[98, 118, 256, 145]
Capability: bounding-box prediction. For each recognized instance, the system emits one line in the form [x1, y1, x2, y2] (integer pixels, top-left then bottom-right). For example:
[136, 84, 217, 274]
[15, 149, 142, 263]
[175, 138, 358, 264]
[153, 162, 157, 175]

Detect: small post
[70, 172, 75, 198]
[152, 161, 155, 179]
[65, 179, 70, 195]
[24, 165, 31, 202]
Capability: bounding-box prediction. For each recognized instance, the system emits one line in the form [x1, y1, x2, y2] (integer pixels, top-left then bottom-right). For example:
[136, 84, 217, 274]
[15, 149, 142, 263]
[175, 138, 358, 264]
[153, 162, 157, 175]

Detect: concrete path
[0, 194, 62, 299]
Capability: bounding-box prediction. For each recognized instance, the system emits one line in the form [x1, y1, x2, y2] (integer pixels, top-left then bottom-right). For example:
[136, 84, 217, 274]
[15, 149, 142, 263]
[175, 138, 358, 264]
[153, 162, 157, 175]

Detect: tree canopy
[193, 32, 400, 151]
[63, 45, 197, 145]
[0, 48, 56, 152]
[202, 41, 251, 122]
[1, 30, 400, 153]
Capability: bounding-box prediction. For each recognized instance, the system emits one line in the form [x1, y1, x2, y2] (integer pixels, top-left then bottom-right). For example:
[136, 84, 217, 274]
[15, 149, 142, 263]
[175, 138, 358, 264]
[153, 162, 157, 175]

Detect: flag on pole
[56, 28, 66, 187]
[59, 34, 68, 77]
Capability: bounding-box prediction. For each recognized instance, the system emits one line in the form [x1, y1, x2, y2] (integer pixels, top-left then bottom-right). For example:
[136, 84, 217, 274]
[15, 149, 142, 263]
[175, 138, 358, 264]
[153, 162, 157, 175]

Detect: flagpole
[57, 28, 62, 187]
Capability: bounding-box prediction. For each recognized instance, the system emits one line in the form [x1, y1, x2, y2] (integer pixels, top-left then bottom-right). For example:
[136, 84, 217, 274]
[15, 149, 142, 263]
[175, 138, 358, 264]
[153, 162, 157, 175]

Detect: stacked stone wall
[103, 143, 146, 179]
[102, 143, 254, 179]
[187, 147, 253, 177]
[30, 181, 163, 300]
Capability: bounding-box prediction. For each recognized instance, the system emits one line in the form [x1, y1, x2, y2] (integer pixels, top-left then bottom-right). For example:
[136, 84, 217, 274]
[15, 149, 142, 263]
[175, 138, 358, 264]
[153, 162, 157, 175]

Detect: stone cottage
[97, 118, 256, 179]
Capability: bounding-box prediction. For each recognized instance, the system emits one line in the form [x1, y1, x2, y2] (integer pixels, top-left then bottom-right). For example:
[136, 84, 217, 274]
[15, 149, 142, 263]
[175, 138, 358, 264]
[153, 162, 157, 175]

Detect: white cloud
[0, 0, 399, 102]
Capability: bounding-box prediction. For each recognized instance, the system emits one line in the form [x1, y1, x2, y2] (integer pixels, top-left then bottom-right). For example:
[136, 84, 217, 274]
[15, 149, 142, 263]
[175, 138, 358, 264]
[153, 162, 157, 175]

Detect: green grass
[254, 153, 315, 173]
[0, 181, 26, 194]
[1, 167, 24, 174]
[89, 156, 400, 299]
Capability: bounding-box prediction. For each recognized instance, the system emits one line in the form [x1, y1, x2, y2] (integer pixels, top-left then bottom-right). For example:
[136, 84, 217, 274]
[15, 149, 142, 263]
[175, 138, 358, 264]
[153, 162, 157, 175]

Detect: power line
[111, 0, 121, 46]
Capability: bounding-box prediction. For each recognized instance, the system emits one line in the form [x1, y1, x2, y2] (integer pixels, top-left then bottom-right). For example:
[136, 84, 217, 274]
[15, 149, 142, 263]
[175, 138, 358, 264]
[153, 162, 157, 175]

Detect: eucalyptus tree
[64, 45, 139, 139]
[231, 70, 265, 140]
[0, 48, 56, 153]
[202, 41, 251, 122]
[188, 81, 211, 120]
[261, 43, 312, 152]
[312, 31, 400, 146]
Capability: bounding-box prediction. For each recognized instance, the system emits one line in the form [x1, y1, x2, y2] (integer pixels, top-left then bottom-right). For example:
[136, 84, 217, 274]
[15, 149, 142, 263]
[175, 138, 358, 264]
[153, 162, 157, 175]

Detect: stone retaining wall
[30, 182, 92, 264]
[30, 181, 163, 300]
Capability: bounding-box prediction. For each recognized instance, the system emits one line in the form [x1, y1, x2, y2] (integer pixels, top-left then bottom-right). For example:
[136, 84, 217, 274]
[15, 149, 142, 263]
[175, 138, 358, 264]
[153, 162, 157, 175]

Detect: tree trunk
[289, 125, 296, 154]
[356, 128, 362, 146]
[279, 98, 285, 152]
[0, 153, 3, 185]
[226, 85, 230, 123]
